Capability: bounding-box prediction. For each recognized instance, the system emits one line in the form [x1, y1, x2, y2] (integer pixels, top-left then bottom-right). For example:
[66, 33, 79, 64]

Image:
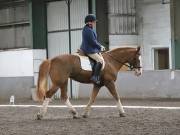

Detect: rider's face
[88, 21, 96, 28]
[91, 21, 96, 27]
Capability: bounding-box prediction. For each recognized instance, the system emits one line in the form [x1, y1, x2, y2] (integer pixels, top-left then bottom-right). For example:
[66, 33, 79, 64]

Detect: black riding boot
[90, 62, 102, 85]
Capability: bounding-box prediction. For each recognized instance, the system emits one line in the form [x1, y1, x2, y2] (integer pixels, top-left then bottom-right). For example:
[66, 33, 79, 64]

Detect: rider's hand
[101, 46, 106, 51]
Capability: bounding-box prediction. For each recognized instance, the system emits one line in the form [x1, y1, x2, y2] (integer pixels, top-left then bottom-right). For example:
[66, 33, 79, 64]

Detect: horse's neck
[105, 48, 135, 70]
[108, 48, 133, 62]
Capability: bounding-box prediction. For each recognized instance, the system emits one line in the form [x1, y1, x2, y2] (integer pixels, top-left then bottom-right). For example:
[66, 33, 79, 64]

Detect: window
[154, 48, 169, 70]
[108, 0, 137, 35]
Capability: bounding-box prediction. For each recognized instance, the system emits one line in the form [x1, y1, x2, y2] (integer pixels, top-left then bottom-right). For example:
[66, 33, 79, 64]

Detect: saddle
[76, 49, 105, 85]
[77, 49, 96, 70]
[77, 49, 86, 56]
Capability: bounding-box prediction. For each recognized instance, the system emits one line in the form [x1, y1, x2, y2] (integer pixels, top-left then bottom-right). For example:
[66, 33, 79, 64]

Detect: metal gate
[46, 0, 88, 98]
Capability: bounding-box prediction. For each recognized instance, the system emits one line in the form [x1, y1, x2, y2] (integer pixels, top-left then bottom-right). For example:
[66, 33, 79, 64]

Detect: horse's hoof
[82, 114, 89, 118]
[36, 113, 43, 120]
[119, 113, 126, 117]
[69, 110, 77, 115]
[82, 111, 90, 118]
[69, 110, 79, 119]
[73, 115, 80, 119]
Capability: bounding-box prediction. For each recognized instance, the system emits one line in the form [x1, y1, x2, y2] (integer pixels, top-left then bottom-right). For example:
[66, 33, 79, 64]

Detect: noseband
[106, 53, 142, 70]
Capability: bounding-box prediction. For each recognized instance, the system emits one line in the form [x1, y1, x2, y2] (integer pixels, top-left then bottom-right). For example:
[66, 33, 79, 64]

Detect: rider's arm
[85, 28, 101, 50]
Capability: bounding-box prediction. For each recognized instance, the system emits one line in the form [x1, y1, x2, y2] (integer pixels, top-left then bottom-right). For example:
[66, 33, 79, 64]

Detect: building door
[46, 0, 88, 98]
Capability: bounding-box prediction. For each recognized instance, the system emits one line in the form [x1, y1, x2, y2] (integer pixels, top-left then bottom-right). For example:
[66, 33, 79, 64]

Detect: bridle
[106, 52, 142, 70]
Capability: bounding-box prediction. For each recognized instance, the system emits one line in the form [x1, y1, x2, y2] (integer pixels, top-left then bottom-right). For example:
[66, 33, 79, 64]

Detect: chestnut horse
[36, 47, 142, 120]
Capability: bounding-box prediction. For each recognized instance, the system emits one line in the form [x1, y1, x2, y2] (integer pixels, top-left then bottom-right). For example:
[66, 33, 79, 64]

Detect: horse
[36, 46, 142, 120]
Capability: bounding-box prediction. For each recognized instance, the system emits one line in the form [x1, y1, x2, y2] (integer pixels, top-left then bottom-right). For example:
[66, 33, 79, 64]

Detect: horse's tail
[36, 60, 51, 101]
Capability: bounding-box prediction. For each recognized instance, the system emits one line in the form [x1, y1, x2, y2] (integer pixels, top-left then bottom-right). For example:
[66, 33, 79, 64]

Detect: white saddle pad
[79, 56, 92, 71]
[74, 53, 105, 71]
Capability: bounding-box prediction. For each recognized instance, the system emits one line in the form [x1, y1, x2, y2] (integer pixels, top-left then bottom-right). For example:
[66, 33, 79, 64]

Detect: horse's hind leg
[82, 85, 101, 118]
[105, 81, 125, 117]
[37, 85, 58, 120]
[60, 81, 79, 119]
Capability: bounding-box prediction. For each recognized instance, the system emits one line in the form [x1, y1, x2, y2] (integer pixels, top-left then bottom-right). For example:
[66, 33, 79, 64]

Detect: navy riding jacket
[80, 24, 101, 54]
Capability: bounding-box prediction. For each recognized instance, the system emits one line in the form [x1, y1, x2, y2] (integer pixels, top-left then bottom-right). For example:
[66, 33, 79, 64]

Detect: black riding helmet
[84, 14, 97, 24]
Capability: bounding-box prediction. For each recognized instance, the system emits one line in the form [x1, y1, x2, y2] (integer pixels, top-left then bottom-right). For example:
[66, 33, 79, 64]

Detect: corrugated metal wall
[47, 1, 68, 32]
[70, 0, 88, 29]
[47, 0, 88, 99]
[108, 0, 136, 34]
[0, 0, 31, 49]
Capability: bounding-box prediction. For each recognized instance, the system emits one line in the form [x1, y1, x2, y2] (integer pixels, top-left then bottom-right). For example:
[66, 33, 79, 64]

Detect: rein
[105, 53, 134, 70]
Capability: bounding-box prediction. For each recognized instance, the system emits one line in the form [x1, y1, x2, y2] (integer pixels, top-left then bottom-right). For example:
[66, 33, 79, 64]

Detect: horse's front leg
[105, 81, 125, 117]
[82, 85, 101, 118]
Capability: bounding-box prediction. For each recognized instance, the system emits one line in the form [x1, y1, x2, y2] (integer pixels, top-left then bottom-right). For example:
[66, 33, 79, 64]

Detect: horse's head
[128, 46, 142, 76]
[106, 46, 142, 76]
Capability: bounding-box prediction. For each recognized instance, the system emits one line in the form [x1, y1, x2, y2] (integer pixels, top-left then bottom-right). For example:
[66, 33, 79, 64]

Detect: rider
[80, 14, 105, 85]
